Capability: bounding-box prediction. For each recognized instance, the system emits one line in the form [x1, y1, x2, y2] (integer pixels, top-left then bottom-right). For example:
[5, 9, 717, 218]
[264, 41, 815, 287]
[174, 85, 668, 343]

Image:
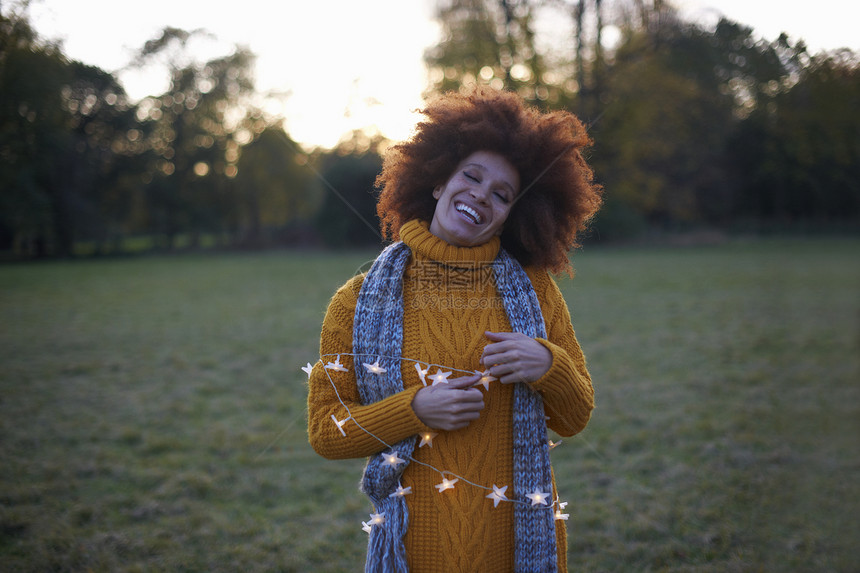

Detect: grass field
[1, 238, 858, 572]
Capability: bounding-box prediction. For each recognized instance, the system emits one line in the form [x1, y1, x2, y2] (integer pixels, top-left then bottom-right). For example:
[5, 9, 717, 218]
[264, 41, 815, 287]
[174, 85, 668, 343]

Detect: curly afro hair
[375, 86, 603, 275]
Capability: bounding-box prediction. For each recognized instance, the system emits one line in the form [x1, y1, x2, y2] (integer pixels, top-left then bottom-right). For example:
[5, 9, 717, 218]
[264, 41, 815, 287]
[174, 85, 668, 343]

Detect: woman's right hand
[411, 374, 485, 431]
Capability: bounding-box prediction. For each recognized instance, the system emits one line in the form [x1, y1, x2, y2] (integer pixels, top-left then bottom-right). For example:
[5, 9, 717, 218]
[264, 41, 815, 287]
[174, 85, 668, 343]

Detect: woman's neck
[399, 220, 500, 265]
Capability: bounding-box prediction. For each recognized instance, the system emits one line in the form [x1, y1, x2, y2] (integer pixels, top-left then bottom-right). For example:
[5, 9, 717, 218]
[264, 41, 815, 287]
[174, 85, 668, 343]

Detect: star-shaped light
[475, 370, 497, 391]
[429, 369, 452, 386]
[325, 355, 348, 372]
[526, 490, 551, 506]
[486, 484, 509, 508]
[548, 439, 561, 450]
[435, 477, 459, 492]
[415, 362, 429, 385]
[362, 360, 387, 375]
[302, 362, 314, 378]
[553, 496, 569, 519]
[362, 521, 372, 533]
[389, 483, 412, 498]
[331, 414, 350, 436]
[368, 512, 385, 526]
[418, 431, 438, 448]
[381, 452, 406, 467]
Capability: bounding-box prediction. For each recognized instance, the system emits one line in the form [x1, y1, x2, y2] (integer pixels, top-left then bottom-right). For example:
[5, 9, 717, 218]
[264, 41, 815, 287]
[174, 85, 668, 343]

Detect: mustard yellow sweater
[307, 220, 594, 572]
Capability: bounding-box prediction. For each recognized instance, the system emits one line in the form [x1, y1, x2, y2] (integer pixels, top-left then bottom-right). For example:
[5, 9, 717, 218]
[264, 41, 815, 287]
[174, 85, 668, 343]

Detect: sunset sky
[26, 0, 859, 150]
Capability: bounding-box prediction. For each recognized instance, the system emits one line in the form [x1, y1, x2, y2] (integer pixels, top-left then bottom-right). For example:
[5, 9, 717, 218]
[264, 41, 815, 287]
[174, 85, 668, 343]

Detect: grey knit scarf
[353, 240, 558, 572]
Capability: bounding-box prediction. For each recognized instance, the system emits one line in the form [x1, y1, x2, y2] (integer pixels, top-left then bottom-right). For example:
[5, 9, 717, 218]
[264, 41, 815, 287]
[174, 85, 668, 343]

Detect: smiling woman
[307, 86, 603, 572]
[376, 87, 602, 275]
[429, 150, 519, 247]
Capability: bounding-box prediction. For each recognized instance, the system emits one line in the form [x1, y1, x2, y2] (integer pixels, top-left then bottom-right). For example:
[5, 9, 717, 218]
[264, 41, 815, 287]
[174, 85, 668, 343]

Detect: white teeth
[456, 203, 482, 224]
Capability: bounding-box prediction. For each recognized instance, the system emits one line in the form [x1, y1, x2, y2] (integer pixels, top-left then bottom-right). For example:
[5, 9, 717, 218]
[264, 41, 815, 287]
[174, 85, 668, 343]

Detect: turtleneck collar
[399, 220, 500, 266]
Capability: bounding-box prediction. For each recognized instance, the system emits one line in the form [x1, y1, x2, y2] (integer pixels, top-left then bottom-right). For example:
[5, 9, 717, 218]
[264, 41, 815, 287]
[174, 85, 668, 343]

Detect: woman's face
[429, 150, 520, 247]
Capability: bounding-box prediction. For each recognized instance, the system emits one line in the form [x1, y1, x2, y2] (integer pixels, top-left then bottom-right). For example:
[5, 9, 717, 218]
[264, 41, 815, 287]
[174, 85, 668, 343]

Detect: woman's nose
[469, 185, 490, 205]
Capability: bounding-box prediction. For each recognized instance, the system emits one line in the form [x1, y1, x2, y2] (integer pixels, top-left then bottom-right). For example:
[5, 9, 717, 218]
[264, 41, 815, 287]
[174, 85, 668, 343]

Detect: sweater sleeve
[307, 275, 432, 460]
[526, 269, 595, 437]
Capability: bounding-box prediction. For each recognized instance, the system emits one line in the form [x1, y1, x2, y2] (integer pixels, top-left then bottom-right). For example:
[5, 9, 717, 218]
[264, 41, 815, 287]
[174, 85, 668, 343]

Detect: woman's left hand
[480, 331, 553, 384]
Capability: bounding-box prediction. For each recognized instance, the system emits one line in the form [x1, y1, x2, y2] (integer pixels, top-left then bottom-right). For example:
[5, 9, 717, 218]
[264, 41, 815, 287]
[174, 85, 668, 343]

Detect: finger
[481, 340, 507, 356]
[435, 386, 484, 408]
[485, 356, 526, 378]
[447, 374, 481, 389]
[451, 404, 483, 422]
[487, 361, 516, 378]
[484, 330, 516, 341]
[484, 347, 520, 364]
[451, 396, 484, 412]
[482, 334, 528, 362]
[496, 368, 531, 384]
[481, 343, 514, 366]
[451, 388, 485, 406]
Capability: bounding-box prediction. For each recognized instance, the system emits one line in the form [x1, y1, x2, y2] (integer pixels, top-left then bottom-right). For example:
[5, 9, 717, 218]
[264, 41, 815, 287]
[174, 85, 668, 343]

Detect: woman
[307, 87, 602, 572]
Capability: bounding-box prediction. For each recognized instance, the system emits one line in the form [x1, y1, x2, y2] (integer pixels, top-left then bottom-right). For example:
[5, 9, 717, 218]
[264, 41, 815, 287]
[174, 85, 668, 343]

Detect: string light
[330, 414, 350, 436]
[418, 431, 438, 448]
[389, 483, 412, 498]
[308, 353, 570, 532]
[435, 476, 459, 492]
[476, 370, 497, 390]
[554, 496, 569, 521]
[414, 362, 429, 385]
[525, 491, 551, 506]
[381, 452, 406, 467]
[486, 484, 509, 508]
[325, 355, 348, 372]
[428, 369, 452, 386]
[362, 360, 387, 375]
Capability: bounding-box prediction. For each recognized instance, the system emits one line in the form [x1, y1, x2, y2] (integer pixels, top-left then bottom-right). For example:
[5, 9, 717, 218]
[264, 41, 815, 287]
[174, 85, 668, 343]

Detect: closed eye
[464, 171, 479, 182]
[494, 192, 511, 204]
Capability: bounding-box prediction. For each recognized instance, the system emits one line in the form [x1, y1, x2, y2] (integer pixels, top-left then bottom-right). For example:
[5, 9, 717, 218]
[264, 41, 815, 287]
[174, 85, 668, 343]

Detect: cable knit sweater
[307, 220, 594, 572]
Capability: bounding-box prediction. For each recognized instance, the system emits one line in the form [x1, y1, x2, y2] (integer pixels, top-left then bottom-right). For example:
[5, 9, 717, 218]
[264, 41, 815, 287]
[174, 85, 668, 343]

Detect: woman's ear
[432, 186, 442, 199]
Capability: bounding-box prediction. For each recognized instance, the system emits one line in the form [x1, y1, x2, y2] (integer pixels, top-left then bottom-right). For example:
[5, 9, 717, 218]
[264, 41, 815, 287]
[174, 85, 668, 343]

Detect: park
[2, 0, 859, 570]
[1, 238, 857, 570]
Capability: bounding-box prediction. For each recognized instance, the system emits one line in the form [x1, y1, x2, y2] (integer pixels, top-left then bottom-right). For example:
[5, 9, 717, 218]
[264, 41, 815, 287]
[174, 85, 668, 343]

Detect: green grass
[0, 239, 857, 572]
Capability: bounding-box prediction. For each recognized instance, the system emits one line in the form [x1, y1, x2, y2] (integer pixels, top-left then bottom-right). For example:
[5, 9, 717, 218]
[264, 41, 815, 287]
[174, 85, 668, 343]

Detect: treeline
[426, 0, 859, 238]
[1, 1, 858, 258]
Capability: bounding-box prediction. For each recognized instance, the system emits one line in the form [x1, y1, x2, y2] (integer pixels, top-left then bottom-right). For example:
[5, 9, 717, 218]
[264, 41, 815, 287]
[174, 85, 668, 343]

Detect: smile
[455, 203, 483, 224]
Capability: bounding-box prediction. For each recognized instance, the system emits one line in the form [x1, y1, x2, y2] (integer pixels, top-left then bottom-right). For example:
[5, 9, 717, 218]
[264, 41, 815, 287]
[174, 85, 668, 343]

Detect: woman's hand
[411, 374, 485, 431]
[481, 331, 553, 384]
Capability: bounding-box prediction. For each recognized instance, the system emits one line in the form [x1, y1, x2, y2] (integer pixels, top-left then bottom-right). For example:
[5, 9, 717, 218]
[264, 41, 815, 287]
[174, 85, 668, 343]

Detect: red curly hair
[376, 86, 603, 275]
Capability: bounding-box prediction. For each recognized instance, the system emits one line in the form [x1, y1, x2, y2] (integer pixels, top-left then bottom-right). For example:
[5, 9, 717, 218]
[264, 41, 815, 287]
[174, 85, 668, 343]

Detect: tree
[425, 0, 556, 105]
[313, 133, 384, 248]
[58, 61, 141, 253]
[0, 6, 71, 254]
[1, 5, 143, 256]
[1, 7, 330, 255]
[233, 124, 315, 246]
[729, 47, 860, 224]
[567, 0, 609, 120]
[587, 11, 734, 226]
[588, 9, 811, 229]
[128, 28, 260, 247]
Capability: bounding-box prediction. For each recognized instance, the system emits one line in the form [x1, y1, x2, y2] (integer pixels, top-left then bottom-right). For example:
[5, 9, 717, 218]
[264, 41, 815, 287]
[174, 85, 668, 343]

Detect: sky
[25, 0, 860, 150]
